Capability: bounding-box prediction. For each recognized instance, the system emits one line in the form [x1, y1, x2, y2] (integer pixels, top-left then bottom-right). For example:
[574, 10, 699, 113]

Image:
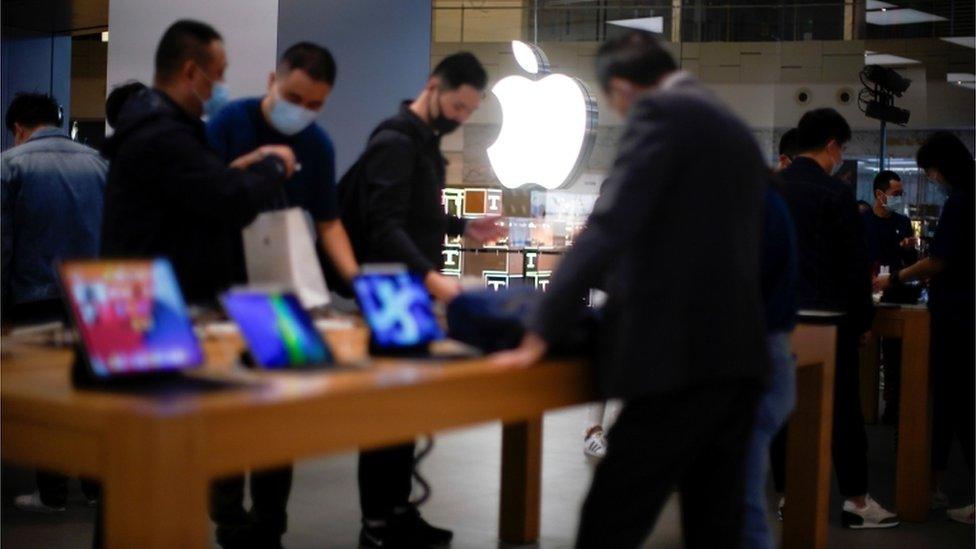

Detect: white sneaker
[777, 497, 785, 521]
[841, 495, 900, 529]
[947, 504, 975, 525]
[14, 491, 66, 514]
[583, 430, 607, 458]
[932, 489, 950, 510]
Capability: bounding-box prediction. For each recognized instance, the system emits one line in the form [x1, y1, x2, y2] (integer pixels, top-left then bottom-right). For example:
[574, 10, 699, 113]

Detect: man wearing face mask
[861, 171, 917, 436]
[863, 170, 917, 274]
[101, 19, 296, 306]
[340, 52, 505, 548]
[203, 42, 358, 549]
[776, 108, 899, 529]
[207, 42, 359, 289]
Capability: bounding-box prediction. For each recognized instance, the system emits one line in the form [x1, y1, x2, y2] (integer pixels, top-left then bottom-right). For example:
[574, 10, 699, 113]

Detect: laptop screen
[353, 272, 444, 349]
[59, 259, 203, 378]
[222, 290, 333, 369]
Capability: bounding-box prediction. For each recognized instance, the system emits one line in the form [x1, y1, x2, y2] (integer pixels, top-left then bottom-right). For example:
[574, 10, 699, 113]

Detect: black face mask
[429, 91, 460, 135]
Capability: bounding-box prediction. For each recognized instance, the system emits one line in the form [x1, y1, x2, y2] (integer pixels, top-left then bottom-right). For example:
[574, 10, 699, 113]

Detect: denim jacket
[1, 127, 107, 306]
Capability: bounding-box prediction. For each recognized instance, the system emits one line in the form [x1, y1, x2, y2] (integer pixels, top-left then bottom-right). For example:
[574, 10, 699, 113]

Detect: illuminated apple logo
[487, 41, 597, 190]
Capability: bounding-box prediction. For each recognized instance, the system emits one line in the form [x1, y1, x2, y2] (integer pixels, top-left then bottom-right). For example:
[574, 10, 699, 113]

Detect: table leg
[896, 314, 932, 522]
[103, 418, 209, 548]
[784, 360, 835, 549]
[499, 417, 542, 544]
[859, 334, 880, 424]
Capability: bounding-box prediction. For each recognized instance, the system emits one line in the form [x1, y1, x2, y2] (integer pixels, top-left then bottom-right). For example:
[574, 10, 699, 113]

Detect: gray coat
[532, 73, 768, 399]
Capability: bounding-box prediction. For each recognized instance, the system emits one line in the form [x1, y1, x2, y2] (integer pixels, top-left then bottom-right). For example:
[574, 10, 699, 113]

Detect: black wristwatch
[889, 269, 901, 286]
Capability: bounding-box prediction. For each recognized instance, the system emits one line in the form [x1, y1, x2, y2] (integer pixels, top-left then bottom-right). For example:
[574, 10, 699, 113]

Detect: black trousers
[575, 381, 761, 549]
[358, 442, 416, 520]
[35, 471, 99, 507]
[880, 337, 902, 423]
[209, 467, 293, 549]
[930, 309, 975, 475]
[770, 325, 869, 498]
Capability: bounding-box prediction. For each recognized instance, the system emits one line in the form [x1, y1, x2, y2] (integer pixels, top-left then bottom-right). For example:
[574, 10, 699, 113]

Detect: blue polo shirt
[206, 97, 338, 222]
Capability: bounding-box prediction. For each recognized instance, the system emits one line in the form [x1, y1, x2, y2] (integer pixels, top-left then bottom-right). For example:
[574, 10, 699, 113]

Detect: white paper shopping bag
[242, 208, 330, 308]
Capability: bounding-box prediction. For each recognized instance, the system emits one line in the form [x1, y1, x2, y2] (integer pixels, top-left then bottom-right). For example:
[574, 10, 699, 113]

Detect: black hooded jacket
[100, 89, 286, 305]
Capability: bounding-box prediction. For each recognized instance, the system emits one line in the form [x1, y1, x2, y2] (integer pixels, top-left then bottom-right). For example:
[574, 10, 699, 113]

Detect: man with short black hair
[776, 127, 799, 171]
[863, 170, 917, 425]
[3, 92, 107, 324]
[341, 51, 504, 548]
[495, 30, 768, 547]
[865, 170, 917, 273]
[204, 41, 358, 549]
[101, 19, 296, 306]
[3, 91, 106, 514]
[777, 107, 899, 529]
[207, 41, 358, 287]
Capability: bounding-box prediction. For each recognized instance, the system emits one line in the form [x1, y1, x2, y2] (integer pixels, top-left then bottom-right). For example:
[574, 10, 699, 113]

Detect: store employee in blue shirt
[207, 41, 359, 288]
[205, 42, 358, 549]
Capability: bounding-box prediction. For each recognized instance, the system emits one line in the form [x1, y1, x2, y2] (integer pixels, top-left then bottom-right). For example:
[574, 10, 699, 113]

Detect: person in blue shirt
[207, 41, 359, 289]
[205, 42, 358, 549]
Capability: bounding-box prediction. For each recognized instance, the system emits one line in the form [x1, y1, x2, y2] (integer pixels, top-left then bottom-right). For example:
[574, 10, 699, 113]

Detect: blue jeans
[742, 332, 796, 549]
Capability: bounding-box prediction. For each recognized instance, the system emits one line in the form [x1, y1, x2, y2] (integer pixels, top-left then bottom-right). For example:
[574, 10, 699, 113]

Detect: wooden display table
[2, 324, 835, 548]
[859, 304, 932, 522]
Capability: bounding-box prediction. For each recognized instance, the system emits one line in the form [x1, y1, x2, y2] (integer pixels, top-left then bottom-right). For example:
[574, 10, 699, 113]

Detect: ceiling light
[947, 73, 976, 90]
[866, 0, 897, 9]
[607, 17, 664, 34]
[940, 36, 976, 49]
[864, 51, 920, 65]
[866, 9, 948, 26]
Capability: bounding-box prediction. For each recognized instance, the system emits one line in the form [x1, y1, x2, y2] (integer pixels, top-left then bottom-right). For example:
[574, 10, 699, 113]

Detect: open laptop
[221, 289, 338, 370]
[58, 259, 207, 386]
[352, 267, 481, 359]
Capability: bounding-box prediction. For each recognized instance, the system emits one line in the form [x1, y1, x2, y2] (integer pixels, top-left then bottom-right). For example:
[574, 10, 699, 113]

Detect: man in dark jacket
[345, 52, 505, 549]
[495, 30, 767, 548]
[777, 108, 898, 529]
[101, 20, 295, 308]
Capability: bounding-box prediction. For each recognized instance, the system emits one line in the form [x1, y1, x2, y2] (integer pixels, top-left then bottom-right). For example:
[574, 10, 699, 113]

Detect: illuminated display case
[441, 187, 595, 292]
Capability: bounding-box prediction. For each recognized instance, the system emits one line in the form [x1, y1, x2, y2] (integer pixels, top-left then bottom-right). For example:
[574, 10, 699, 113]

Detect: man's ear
[181, 58, 198, 83]
[267, 71, 276, 93]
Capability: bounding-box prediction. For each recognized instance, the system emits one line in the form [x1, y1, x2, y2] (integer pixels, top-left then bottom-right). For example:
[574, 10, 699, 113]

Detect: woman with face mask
[874, 131, 975, 525]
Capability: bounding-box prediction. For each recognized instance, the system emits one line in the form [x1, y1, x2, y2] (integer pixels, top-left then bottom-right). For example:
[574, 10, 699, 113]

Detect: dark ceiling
[2, 0, 108, 33]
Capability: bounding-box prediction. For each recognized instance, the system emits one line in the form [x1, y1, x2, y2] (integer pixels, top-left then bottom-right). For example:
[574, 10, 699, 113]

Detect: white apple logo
[487, 41, 597, 190]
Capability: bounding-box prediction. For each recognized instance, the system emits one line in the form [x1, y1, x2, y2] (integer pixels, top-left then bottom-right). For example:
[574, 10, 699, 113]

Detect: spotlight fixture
[863, 64, 911, 96]
[865, 100, 910, 125]
[858, 64, 912, 170]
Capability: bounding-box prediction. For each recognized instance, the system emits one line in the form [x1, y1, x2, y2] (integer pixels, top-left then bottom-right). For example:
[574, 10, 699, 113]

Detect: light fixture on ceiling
[607, 17, 664, 34]
[866, 0, 897, 9]
[866, 8, 948, 26]
[940, 36, 976, 49]
[864, 51, 920, 66]
[947, 73, 976, 90]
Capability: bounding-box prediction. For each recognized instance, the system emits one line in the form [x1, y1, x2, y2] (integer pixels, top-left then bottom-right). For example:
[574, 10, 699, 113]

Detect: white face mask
[884, 194, 904, 213]
[268, 87, 320, 135]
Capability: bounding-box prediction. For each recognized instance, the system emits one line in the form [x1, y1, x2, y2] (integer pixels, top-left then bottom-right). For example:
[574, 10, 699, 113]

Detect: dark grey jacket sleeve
[531, 99, 677, 344]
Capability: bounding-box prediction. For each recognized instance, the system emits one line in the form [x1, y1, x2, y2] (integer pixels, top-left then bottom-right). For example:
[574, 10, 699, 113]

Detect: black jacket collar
[397, 101, 437, 145]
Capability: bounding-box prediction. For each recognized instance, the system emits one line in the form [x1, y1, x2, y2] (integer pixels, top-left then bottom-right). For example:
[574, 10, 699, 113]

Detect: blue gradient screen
[222, 291, 332, 368]
[353, 272, 444, 349]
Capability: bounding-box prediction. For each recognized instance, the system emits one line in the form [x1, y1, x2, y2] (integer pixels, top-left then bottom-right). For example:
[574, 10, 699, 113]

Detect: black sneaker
[393, 508, 453, 547]
[359, 510, 453, 548]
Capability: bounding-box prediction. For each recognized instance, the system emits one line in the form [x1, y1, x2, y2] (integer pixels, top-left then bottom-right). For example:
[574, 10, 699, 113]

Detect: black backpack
[328, 117, 422, 295]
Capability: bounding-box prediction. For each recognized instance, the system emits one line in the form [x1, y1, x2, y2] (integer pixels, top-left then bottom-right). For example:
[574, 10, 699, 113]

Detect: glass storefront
[431, 1, 975, 288]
